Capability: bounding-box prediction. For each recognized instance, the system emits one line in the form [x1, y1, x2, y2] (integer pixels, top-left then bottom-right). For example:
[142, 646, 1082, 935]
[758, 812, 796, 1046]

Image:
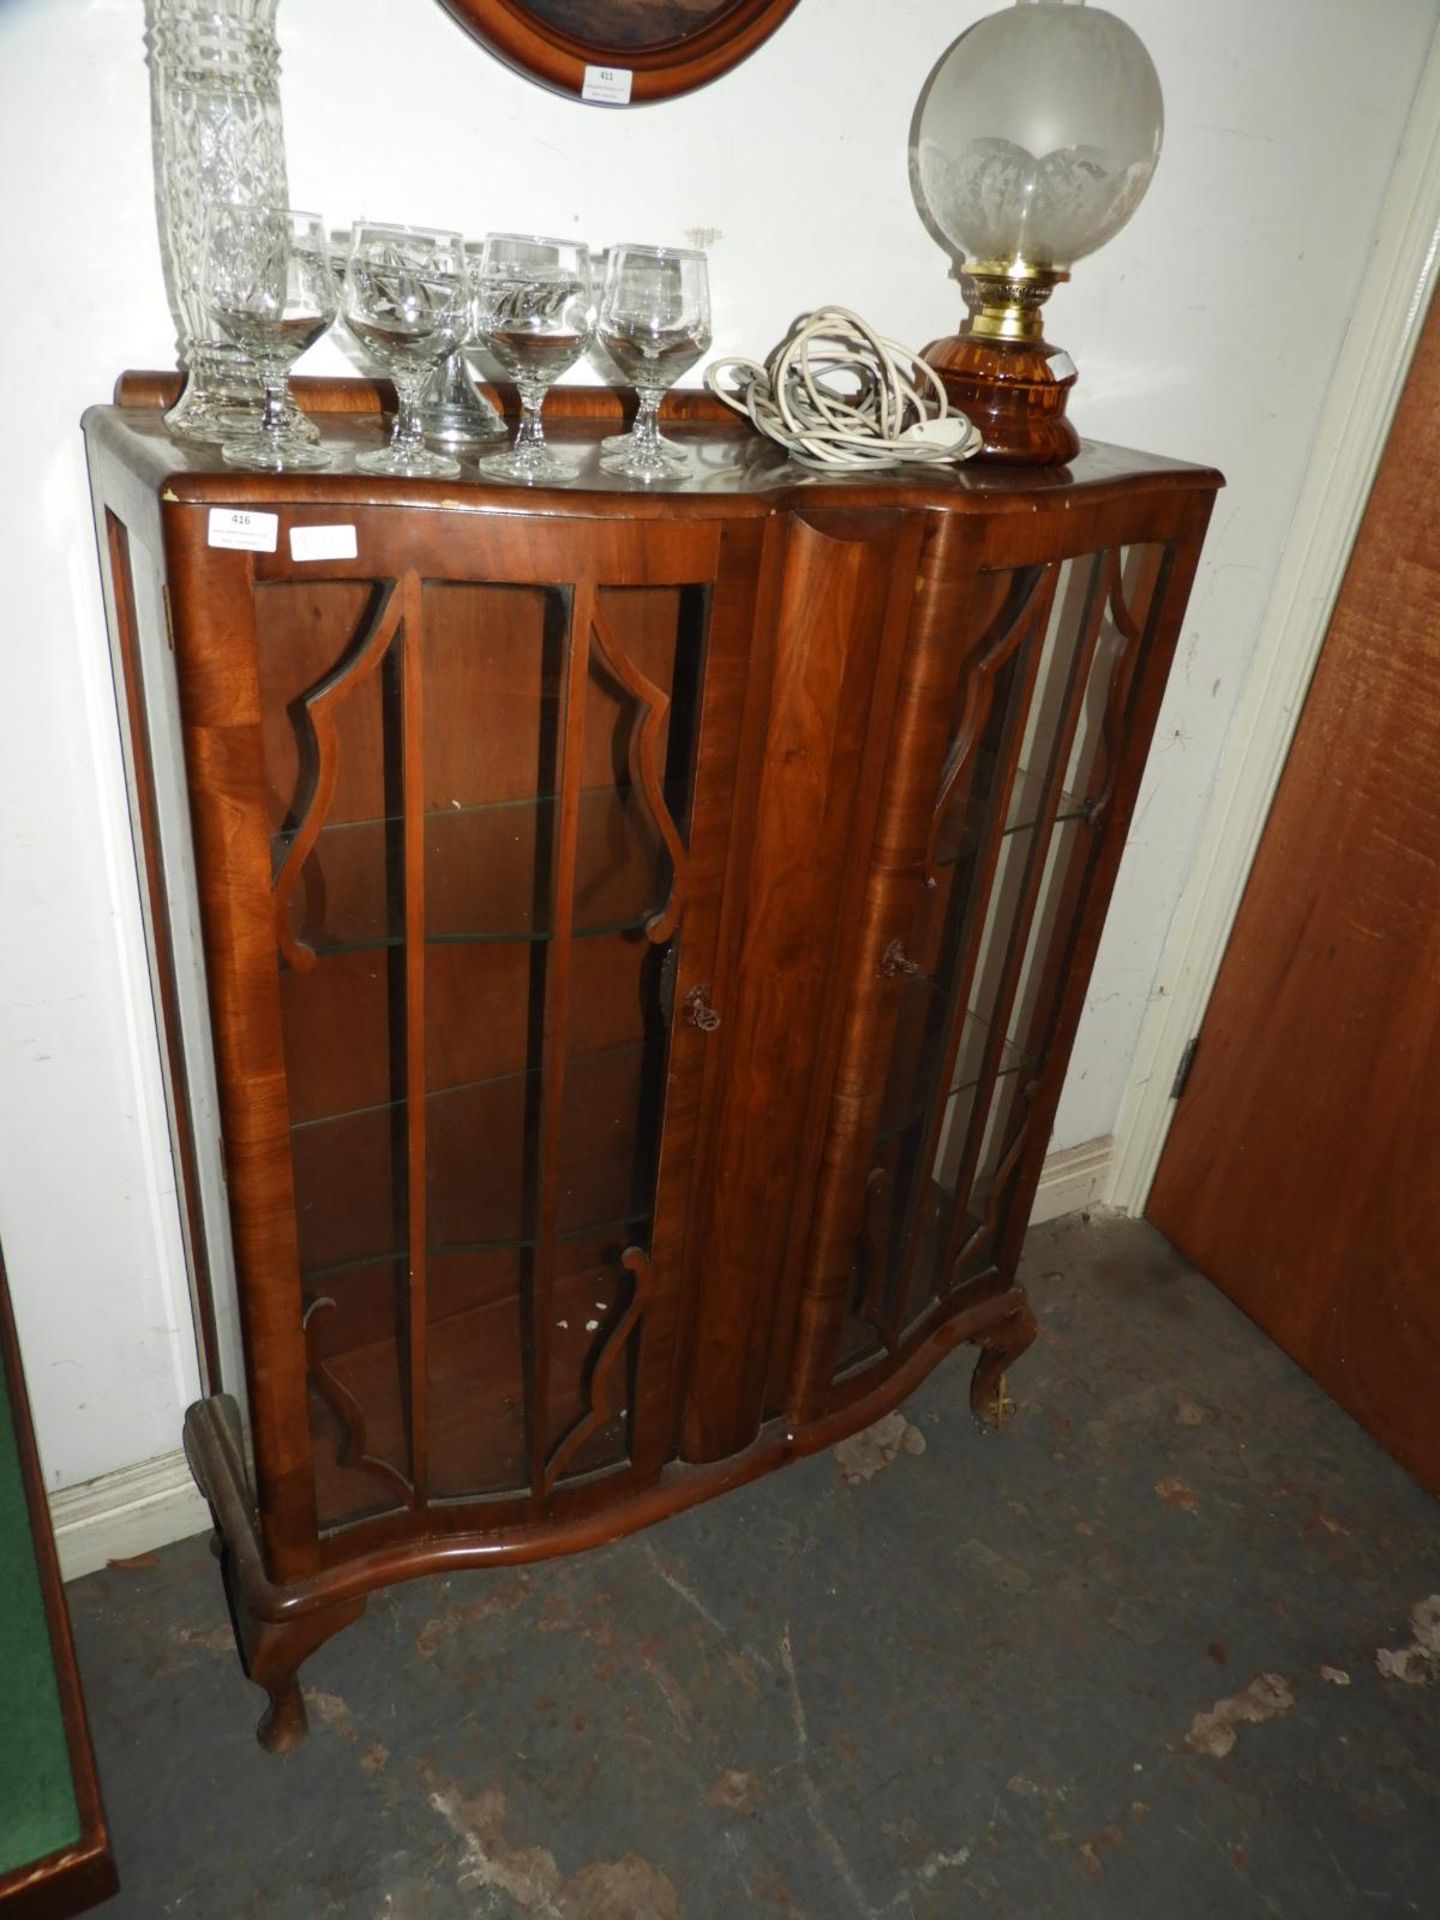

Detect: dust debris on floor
[65, 1216, 1440, 1918]
[1375, 1594, 1440, 1686]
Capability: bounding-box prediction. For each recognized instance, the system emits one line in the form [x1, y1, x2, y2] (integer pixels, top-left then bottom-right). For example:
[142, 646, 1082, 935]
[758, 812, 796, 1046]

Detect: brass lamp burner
[924, 261, 1080, 467]
[959, 261, 1069, 342]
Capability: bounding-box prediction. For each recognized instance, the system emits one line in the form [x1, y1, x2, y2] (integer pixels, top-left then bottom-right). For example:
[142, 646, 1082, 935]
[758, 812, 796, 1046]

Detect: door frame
[1106, 19, 1440, 1214]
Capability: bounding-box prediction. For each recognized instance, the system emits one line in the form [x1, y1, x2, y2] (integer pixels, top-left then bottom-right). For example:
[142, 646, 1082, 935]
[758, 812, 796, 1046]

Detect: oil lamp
[911, 0, 1163, 463]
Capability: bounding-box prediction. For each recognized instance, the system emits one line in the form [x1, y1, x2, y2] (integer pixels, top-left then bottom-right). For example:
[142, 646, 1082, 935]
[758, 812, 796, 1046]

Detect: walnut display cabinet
[84, 375, 1219, 1748]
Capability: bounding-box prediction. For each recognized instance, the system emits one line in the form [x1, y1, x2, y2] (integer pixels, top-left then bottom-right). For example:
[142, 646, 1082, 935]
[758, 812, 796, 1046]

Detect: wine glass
[596, 245, 711, 480]
[200, 205, 337, 472]
[471, 234, 593, 484]
[343, 222, 467, 479]
[418, 240, 507, 451]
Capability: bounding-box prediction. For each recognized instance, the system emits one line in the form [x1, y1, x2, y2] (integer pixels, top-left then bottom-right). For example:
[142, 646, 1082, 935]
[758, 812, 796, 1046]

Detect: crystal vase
[148, 0, 311, 444]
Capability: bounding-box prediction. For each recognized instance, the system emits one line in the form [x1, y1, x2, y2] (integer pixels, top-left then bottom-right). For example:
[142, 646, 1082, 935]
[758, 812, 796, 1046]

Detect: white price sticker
[207, 507, 278, 553]
[290, 523, 358, 562]
[582, 63, 633, 104]
[1046, 350, 1077, 382]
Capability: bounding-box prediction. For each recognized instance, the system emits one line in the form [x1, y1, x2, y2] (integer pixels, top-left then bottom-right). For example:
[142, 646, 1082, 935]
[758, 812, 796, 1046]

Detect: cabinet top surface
[84, 384, 1222, 522]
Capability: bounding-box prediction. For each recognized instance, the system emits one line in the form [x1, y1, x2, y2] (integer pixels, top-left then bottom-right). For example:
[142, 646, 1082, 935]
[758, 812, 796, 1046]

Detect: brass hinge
[1171, 1037, 1200, 1101]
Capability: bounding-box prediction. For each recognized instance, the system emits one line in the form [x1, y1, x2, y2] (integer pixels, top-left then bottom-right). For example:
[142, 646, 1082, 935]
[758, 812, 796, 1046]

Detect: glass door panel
[417, 579, 707, 1503]
[427, 1248, 529, 1498]
[258, 566, 718, 1525]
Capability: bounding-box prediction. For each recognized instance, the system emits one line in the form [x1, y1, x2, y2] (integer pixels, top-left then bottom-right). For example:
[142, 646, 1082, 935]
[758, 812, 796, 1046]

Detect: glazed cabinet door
[789, 515, 1192, 1419]
[165, 507, 762, 1565]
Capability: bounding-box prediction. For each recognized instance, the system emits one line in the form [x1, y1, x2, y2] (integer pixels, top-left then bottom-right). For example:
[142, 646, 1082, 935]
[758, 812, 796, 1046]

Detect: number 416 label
[207, 507, 278, 552]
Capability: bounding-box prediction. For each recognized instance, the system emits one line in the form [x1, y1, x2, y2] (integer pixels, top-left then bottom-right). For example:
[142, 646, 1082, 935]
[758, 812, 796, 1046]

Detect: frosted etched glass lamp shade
[911, 0, 1163, 465]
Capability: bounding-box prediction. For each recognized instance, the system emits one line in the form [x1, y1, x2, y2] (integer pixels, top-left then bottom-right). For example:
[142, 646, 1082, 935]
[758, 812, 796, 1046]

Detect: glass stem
[514, 381, 548, 458]
[392, 377, 425, 456]
[632, 385, 664, 458]
[258, 363, 290, 446]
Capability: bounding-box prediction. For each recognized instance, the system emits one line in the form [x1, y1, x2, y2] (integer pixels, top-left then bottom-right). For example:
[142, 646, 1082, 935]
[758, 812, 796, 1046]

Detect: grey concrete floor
[68, 1216, 1440, 1918]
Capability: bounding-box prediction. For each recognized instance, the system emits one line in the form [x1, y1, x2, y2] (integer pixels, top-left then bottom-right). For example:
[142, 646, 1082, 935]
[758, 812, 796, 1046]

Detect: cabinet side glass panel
[905, 554, 1103, 1329]
[835, 543, 1171, 1376]
[836, 546, 1169, 1377]
[955, 544, 1171, 1275]
[837, 566, 1048, 1372]
[257, 579, 413, 1529]
[105, 510, 244, 1409]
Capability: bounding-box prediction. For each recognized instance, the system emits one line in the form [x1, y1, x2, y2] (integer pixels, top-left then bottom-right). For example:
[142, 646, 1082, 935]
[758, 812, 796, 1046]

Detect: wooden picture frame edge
[434, 0, 802, 104]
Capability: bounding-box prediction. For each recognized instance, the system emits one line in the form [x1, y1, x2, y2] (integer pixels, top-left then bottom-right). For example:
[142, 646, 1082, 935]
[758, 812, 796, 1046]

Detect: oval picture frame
[436, 0, 801, 104]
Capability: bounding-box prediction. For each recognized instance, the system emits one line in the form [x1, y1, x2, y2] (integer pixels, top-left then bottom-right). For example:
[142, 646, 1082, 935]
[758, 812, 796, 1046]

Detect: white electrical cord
[706, 306, 981, 471]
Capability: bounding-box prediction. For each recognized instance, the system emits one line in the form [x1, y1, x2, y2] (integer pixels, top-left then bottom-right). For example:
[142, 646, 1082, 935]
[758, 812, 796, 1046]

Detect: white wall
[1, 0, 1434, 1491]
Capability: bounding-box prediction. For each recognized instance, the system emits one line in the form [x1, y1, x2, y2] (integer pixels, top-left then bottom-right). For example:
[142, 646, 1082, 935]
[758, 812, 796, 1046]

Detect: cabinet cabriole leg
[969, 1292, 1038, 1427]
[184, 1394, 366, 1751]
[241, 1599, 366, 1752]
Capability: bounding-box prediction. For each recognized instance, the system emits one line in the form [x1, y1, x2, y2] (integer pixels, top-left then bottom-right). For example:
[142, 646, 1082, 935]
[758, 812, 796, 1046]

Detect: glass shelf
[299, 1209, 651, 1291]
[933, 760, 1091, 871]
[273, 782, 682, 953]
[287, 1034, 654, 1140]
[289, 1036, 663, 1276]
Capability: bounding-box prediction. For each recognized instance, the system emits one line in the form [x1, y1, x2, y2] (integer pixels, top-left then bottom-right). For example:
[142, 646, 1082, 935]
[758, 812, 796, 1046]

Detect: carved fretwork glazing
[258, 577, 413, 1527]
[839, 544, 1173, 1378]
[258, 574, 710, 1527]
[536, 586, 708, 1490]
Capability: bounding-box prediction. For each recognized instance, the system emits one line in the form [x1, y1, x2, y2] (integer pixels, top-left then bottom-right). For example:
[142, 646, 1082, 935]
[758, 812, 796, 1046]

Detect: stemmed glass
[200, 205, 337, 472]
[596, 245, 711, 480]
[420, 241, 507, 450]
[470, 235, 593, 484]
[343, 222, 467, 479]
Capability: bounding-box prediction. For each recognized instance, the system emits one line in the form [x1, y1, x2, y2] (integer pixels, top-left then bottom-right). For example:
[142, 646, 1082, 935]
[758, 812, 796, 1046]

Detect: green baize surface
[0, 1363, 81, 1877]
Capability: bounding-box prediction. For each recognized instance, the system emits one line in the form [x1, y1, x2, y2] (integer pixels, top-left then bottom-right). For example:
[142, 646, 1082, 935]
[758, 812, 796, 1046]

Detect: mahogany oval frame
[435, 0, 802, 104]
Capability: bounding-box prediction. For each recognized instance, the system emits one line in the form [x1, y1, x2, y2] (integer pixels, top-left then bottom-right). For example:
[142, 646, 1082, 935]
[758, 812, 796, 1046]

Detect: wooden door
[1148, 291, 1440, 1496]
[166, 502, 762, 1562]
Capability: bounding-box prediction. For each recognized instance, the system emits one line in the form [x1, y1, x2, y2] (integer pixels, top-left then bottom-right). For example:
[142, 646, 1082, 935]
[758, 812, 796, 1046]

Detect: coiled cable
[707, 306, 981, 471]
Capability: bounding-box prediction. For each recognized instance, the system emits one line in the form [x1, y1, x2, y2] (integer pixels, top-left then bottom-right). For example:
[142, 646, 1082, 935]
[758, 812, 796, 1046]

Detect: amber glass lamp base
[923, 330, 1080, 467]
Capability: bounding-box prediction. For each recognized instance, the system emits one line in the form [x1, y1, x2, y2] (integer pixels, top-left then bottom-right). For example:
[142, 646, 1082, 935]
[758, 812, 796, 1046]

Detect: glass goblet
[200, 205, 337, 473]
[596, 245, 711, 481]
[471, 234, 593, 485]
[344, 222, 467, 480]
[419, 239, 507, 451]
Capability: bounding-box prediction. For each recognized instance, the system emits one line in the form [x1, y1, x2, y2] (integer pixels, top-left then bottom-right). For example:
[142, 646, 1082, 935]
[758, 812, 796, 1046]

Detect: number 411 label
[582, 64, 632, 104]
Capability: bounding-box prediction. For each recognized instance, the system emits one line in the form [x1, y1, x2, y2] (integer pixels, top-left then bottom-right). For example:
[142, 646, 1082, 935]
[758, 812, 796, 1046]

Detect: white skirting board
[51, 1136, 1112, 1582]
[1025, 1136, 1112, 1228]
[51, 1448, 211, 1583]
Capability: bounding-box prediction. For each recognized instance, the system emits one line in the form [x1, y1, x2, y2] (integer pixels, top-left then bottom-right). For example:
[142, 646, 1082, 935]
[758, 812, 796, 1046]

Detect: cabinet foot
[256, 1679, 308, 1754]
[969, 1293, 1038, 1427]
